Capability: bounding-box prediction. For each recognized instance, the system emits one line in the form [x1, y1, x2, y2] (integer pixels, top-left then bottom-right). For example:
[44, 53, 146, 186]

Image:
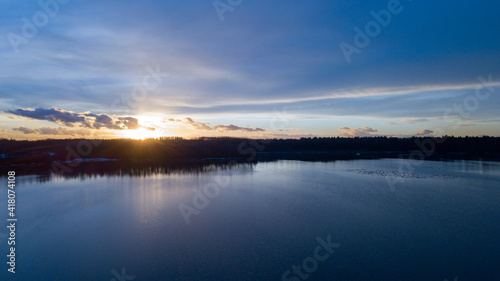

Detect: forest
[1, 136, 499, 177]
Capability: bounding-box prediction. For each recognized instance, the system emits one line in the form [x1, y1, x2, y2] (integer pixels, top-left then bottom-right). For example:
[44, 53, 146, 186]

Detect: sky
[0, 0, 499, 140]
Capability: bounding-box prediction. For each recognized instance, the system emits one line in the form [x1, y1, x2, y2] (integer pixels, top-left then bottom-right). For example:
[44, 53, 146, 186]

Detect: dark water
[1, 159, 499, 281]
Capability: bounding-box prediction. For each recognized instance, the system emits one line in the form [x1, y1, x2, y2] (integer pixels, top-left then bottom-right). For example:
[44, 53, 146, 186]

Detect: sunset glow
[118, 127, 167, 140]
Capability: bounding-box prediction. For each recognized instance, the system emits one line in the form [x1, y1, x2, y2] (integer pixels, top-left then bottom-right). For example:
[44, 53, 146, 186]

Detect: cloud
[117, 117, 141, 130]
[181, 117, 266, 133]
[93, 114, 121, 130]
[360, 126, 377, 133]
[384, 118, 429, 126]
[13, 127, 38, 134]
[214, 124, 265, 133]
[164, 116, 267, 133]
[13, 127, 76, 136]
[338, 126, 378, 137]
[385, 122, 398, 126]
[183, 118, 212, 131]
[37, 127, 75, 135]
[8, 108, 87, 127]
[6, 107, 153, 131]
[416, 129, 434, 135]
[167, 118, 182, 122]
[405, 118, 429, 124]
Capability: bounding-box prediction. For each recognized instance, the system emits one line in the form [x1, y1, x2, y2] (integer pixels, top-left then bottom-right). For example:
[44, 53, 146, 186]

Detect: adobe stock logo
[6, 0, 70, 54]
[339, 0, 405, 63]
[110, 267, 135, 281]
[213, 0, 243, 22]
[282, 235, 340, 281]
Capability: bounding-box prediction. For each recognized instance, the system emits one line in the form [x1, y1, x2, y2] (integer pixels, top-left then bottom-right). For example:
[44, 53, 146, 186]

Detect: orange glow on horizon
[118, 127, 167, 140]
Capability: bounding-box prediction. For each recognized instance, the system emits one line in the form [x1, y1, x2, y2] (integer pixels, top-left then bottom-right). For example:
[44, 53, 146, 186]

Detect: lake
[1, 159, 499, 281]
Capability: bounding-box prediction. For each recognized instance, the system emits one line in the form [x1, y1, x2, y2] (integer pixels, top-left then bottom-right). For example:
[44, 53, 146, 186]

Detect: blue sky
[0, 0, 499, 139]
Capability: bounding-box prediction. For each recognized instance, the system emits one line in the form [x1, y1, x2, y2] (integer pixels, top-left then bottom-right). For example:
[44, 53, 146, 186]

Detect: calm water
[1, 159, 499, 281]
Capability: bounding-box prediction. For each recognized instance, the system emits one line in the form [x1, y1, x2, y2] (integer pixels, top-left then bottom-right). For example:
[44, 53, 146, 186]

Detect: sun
[119, 127, 165, 140]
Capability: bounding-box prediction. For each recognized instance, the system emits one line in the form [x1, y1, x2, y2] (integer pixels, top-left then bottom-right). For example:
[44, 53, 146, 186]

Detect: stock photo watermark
[282, 235, 340, 281]
[111, 65, 169, 112]
[213, 0, 243, 22]
[339, 0, 405, 63]
[51, 139, 102, 175]
[6, 171, 17, 274]
[110, 267, 135, 281]
[7, 0, 70, 54]
[178, 106, 291, 224]
[386, 74, 496, 191]
[178, 173, 230, 224]
[51, 65, 168, 175]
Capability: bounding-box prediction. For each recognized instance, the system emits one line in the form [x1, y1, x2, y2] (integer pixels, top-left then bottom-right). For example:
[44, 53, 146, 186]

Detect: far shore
[1, 136, 499, 177]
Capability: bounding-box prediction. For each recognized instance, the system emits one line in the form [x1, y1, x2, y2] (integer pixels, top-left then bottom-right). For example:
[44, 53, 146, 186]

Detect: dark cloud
[7, 107, 151, 131]
[118, 117, 141, 130]
[94, 114, 121, 130]
[8, 107, 86, 127]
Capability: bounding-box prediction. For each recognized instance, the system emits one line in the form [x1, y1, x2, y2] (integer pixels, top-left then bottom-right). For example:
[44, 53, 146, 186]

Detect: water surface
[1, 159, 499, 281]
